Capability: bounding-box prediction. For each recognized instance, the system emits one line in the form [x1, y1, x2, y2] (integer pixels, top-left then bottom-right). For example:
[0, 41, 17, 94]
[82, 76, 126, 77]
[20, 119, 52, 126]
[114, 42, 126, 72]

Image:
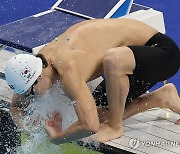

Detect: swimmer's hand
[45, 112, 63, 141]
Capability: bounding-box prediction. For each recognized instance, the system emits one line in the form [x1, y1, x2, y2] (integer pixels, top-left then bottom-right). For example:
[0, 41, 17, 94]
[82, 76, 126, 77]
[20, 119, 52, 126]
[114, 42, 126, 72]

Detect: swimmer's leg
[96, 83, 180, 123]
[95, 47, 135, 142]
[123, 83, 180, 121]
[94, 83, 180, 143]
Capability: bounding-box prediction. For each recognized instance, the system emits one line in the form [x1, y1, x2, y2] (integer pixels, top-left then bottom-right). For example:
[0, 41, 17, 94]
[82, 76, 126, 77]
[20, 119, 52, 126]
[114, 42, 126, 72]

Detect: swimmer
[5, 18, 180, 144]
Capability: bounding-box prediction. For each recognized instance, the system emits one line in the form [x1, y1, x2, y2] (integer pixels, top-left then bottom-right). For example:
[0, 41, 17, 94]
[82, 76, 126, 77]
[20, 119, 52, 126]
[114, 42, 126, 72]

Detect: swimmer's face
[32, 74, 52, 96]
[24, 73, 51, 97]
[29, 53, 51, 96]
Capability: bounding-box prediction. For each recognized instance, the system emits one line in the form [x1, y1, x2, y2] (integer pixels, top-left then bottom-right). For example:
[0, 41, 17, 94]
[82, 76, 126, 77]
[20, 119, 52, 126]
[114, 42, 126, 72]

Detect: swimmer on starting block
[5, 18, 180, 144]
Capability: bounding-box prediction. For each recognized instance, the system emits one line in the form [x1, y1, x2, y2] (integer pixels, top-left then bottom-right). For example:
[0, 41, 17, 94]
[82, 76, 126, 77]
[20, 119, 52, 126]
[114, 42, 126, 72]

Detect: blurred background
[0, 0, 180, 93]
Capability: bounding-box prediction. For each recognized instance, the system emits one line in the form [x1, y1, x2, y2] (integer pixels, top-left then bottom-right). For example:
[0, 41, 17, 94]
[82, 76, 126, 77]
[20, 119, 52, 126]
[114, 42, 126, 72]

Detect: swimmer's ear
[36, 54, 48, 68]
[44, 56, 51, 68]
[45, 56, 53, 69]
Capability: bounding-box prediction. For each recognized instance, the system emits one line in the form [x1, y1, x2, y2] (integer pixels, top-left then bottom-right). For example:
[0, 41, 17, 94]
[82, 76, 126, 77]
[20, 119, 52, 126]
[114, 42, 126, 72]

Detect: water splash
[17, 82, 78, 153]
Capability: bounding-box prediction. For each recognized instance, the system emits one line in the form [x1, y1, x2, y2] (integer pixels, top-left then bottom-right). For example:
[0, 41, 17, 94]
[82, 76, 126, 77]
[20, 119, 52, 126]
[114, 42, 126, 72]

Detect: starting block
[0, 0, 166, 153]
[0, 0, 165, 55]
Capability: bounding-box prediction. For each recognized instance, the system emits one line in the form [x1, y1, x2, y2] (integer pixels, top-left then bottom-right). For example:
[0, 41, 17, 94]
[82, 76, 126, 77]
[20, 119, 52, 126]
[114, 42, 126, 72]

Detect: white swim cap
[5, 54, 42, 94]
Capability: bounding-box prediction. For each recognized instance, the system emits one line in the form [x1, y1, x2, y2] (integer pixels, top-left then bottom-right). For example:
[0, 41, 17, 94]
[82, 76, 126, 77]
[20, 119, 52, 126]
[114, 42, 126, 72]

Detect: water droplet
[66, 36, 70, 41]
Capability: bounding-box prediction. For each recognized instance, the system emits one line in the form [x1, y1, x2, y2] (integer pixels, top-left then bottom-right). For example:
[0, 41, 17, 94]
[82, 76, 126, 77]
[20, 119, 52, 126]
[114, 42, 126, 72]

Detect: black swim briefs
[93, 32, 180, 107]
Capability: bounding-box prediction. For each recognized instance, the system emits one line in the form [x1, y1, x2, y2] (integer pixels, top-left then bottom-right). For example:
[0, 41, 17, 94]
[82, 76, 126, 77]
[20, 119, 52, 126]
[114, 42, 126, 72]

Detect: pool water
[20, 132, 100, 154]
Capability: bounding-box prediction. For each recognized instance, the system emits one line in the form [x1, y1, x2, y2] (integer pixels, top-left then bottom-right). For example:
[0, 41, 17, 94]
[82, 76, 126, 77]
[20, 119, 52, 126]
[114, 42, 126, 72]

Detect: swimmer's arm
[50, 61, 100, 144]
[48, 107, 109, 144]
[46, 119, 95, 144]
[10, 94, 30, 129]
[46, 81, 100, 144]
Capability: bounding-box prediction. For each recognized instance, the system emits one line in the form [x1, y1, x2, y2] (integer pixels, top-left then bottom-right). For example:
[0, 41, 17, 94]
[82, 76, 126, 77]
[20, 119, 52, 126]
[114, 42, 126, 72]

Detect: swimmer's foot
[95, 122, 123, 142]
[156, 83, 180, 124]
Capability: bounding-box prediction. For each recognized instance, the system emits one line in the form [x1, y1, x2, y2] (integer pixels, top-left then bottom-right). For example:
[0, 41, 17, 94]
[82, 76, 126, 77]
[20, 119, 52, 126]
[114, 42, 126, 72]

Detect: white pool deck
[1, 49, 180, 154]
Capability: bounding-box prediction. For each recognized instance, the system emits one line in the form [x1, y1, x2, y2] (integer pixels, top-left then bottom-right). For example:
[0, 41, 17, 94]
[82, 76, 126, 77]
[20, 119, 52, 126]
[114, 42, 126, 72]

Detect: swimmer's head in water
[5, 54, 43, 94]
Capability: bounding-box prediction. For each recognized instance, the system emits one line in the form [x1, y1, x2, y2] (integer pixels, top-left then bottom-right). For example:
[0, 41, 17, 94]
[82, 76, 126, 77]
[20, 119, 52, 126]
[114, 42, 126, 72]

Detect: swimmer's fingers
[54, 112, 62, 123]
[47, 111, 58, 119]
[46, 111, 62, 123]
[45, 120, 50, 135]
[45, 120, 60, 140]
[45, 120, 53, 139]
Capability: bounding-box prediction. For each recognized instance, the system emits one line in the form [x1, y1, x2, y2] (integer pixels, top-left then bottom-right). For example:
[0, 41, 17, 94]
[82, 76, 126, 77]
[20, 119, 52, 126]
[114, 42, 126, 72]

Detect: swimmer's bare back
[39, 18, 158, 82]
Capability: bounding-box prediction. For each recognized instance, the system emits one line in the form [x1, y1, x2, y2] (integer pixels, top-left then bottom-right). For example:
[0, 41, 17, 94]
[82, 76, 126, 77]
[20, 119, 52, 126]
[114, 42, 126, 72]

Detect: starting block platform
[0, 0, 165, 54]
[0, 0, 170, 154]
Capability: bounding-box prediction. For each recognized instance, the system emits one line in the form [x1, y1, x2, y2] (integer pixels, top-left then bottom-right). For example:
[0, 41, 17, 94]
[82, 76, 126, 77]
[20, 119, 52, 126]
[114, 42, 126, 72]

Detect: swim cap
[5, 54, 42, 94]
